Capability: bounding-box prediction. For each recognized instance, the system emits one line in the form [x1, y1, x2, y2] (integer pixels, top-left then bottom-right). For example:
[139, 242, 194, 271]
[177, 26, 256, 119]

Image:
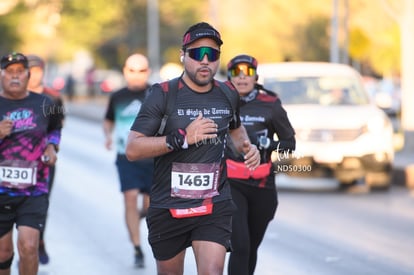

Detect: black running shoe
[38, 240, 49, 264]
[134, 251, 145, 268]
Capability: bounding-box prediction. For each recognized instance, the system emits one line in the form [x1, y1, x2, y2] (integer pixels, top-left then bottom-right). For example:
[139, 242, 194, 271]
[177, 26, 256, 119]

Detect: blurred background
[2, 0, 412, 145]
[1, 1, 414, 274]
[0, 0, 402, 71]
[0, 0, 405, 91]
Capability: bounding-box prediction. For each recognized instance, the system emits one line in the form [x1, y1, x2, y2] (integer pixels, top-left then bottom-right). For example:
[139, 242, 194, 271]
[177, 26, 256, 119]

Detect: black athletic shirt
[0, 92, 62, 196]
[130, 78, 240, 209]
[226, 91, 295, 189]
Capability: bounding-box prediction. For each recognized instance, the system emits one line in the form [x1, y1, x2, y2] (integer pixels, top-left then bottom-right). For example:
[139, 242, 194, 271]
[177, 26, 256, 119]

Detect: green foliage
[0, 0, 403, 76]
[0, 2, 26, 54]
[57, 0, 126, 64]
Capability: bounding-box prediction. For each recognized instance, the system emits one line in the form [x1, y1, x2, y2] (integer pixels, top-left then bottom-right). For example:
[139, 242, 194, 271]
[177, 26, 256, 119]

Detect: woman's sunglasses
[228, 63, 256, 77]
[186, 47, 220, 62]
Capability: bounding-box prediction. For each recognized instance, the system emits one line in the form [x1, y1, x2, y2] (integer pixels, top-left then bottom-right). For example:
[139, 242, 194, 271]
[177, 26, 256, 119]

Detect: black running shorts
[0, 194, 48, 237]
[147, 200, 235, 261]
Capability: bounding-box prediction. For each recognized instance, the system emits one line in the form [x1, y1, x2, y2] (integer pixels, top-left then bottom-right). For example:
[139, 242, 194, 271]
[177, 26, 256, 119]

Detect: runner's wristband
[166, 128, 188, 151]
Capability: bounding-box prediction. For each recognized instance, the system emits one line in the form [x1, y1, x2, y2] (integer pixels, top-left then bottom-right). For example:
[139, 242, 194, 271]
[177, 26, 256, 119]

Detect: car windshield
[263, 76, 370, 106]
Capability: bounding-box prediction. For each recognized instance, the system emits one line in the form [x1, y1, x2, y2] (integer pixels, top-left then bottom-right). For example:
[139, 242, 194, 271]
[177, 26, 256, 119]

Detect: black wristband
[166, 128, 187, 151]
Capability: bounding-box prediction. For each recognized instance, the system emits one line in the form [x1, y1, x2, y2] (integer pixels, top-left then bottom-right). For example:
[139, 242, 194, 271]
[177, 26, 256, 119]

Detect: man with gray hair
[0, 52, 62, 275]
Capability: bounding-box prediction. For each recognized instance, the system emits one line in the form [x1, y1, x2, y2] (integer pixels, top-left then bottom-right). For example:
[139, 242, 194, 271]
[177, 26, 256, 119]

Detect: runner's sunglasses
[228, 63, 256, 77]
[186, 47, 220, 62]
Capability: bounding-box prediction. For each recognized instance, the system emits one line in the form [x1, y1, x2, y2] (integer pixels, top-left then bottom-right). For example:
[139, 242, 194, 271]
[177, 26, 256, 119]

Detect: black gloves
[166, 128, 188, 151]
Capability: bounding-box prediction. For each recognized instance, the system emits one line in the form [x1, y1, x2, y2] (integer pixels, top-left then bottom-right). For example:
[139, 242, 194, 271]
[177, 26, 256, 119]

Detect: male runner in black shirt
[126, 22, 260, 275]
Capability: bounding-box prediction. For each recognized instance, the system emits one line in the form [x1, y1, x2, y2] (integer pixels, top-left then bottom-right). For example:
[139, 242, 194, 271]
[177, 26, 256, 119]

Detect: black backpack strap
[218, 81, 239, 125]
[157, 78, 179, 136]
[255, 83, 278, 97]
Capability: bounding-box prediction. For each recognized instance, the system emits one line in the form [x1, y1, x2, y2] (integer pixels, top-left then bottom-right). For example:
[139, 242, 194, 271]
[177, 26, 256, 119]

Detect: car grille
[296, 127, 365, 142]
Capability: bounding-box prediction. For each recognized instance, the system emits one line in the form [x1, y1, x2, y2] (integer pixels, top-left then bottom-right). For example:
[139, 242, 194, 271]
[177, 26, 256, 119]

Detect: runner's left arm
[44, 99, 63, 165]
[228, 125, 260, 170]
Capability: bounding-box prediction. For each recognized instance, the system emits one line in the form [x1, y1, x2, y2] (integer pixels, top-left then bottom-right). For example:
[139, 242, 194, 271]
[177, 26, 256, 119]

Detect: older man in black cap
[0, 52, 62, 275]
[125, 22, 260, 274]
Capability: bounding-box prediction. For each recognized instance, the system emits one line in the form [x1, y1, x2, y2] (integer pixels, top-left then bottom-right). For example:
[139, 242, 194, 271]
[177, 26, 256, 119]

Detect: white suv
[257, 62, 394, 189]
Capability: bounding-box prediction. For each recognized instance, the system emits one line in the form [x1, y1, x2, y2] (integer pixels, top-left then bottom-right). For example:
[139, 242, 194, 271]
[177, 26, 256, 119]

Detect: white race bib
[170, 162, 220, 199]
[0, 160, 38, 189]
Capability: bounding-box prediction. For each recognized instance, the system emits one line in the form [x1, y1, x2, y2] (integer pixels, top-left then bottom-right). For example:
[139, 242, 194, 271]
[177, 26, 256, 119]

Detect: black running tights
[227, 182, 277, 275]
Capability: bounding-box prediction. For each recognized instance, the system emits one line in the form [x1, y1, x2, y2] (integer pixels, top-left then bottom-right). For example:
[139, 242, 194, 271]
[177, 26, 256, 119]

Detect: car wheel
[338, 179, 358, 191]
[365, 171, 391, 190]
